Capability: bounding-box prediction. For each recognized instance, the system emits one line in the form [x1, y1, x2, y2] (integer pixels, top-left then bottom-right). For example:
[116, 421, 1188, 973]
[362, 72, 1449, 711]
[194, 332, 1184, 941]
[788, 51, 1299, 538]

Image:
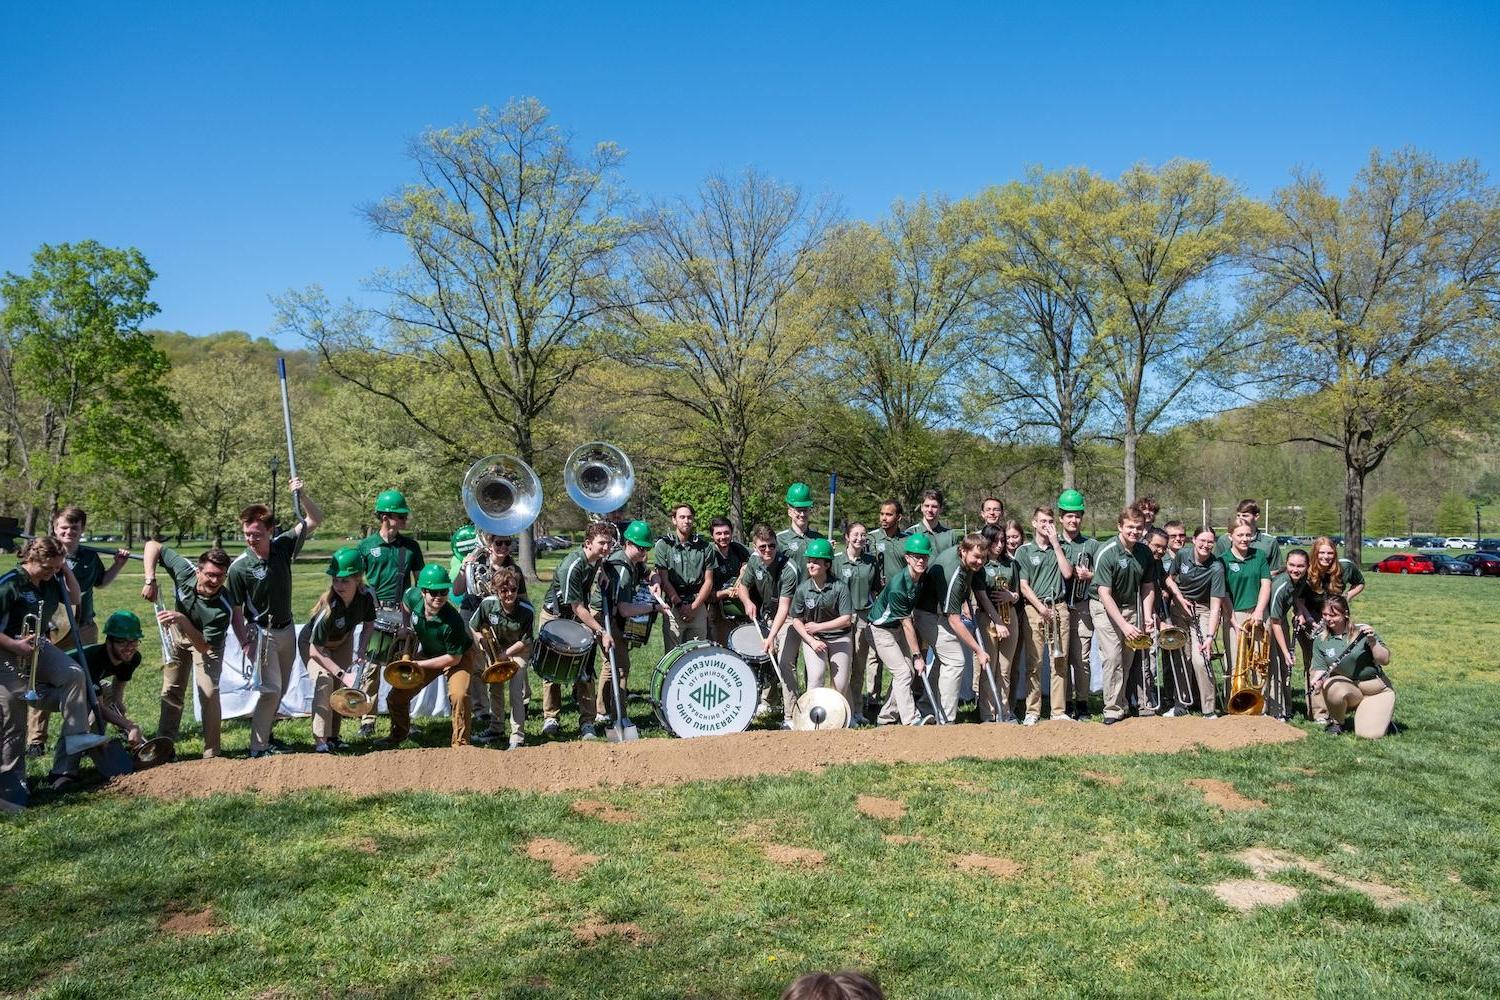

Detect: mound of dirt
[109, 715, 1301, 801]
[855, 795, 907, 820]
[764, 843, 826, 867]
[1185, 778, 1265, 812]
[524, 838, 600, 880]
[955, 853, 1023, 878]
[570, 799, 639, 824]
[159, 906, 221, 936]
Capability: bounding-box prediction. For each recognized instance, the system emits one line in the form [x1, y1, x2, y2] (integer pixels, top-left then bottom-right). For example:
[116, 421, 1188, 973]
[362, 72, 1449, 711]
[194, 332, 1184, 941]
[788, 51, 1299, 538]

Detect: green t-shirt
[1060, 533, 1097, 606]
[0, 568, 65, 640]
[1220, 549, 1272, 613]
[469, 595, 535, 647]
[737, 556, 797, 621]
[790, 577, 853, 636]
[1016, 540, 1067, 605]
[917, 547, 974, 616]
[911, 522, 958, 555]
[64, 546, 106, 626]
[652, 533, 712, 595]
[1306, 558, 1367, 616]
[867, 527, 911, 584]
[309, 586, 377, 647]
[402, 586, 474, 658]
[1267, 575, 1304, 626]
[832, 549, 881, 615]
[593, 550, 650, 621]
[1312, 630, 1385, 683]
[869, 568, 922, 627]
[544, 550, 601, 620]
[227, 529, 305, 628]
[1214, 529, 1282, 570]
[982, 554, 1020, 599]
[1169, 548, 1228, 605]
[159, 547, 235, 650]
[1092, 536, 1156, 608]
[776, 527, 825, 584]
[355, 532, 425, 605]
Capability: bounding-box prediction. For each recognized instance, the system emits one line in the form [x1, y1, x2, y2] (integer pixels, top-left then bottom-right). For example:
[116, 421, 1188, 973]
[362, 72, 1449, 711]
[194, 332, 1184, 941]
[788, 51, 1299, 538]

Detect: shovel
[916, 652, 948, 725]
[60, 597, 134, 777]
[600, 581, 639, 743]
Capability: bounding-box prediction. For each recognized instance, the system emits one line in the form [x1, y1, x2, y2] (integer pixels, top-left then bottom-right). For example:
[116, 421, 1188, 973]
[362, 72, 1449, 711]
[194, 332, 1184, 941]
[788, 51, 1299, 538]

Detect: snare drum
[530, 619, 598, 684]
[727, 622, 772, 684]
[650, 640, 757, 738]
[622, 585, 657, 648]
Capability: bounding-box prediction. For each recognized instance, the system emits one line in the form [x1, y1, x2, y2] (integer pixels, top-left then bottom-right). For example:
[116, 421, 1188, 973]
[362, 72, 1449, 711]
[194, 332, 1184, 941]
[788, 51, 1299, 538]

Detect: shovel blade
[607, 721, 641, 742]
[93, 739, 135, 778]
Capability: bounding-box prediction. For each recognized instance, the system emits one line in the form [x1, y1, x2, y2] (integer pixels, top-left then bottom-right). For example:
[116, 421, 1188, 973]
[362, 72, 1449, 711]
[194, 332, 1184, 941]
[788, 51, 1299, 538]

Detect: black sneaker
[24, 742, 44, 759]
[249, 746, 286, 759]
[1324, 721, 1344, 735]
[1102, 716, 1119, 726]
[358, 722, 376, 739]
[48, 773, 80, 792]
[268, 737, 291, 751]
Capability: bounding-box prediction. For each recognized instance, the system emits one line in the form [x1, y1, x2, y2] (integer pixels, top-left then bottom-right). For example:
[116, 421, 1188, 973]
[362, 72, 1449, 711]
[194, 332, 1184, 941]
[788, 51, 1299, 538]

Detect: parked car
[1445, 537, 1478, 550]
[1426, 553, 1472, 576]
[1375, 537, 1410, 549]
[1410, 535, 1445, 550]
[1373, 553, 1436, 574]
[1478, 538, 1500, 553]
[1455, 552, 1500, 577]
[535, 535, 573, 553]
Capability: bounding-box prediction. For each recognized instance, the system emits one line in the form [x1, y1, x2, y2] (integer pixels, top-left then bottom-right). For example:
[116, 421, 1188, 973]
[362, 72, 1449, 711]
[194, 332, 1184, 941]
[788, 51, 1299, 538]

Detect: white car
[1375, 537, 1409, 548]
[1445, 537, 1478, 550]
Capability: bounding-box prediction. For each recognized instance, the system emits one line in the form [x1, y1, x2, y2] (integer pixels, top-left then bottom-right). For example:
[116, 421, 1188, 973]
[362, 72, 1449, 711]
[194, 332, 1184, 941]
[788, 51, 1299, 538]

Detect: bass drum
[650, 640, 757, 738]
[530, 618, 598, 683]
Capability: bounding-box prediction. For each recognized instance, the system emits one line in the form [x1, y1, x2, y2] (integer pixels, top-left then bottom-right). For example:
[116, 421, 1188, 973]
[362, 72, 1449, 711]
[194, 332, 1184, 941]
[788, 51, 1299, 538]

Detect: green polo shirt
[593, 550, 650, 620]
[911, 521, 958, 555]
[1214, 529, 1282, 570]
[1060, 532, 1097, 606]
[738, 556, 797, 620]
[401, 586, 474, 658]
[355, 532, 425, 605]
[709, 541, 751, 594]
[917, 547, 975, 616]
[1267, 575, 1304, 626]
[470, 595, 535, 647]
[982, 554, 1020, 599]
[158, 547, 235, 650]
[652, 533, 712, 596]
[1306, 558, 1367, 616]
[1016, 540, 1067, 605]
[544, 550, 602, 620]
[0, 569, 64, 640]
[84, 641, 141, 687]
[1220, 549, 1272, 613]
[867, 527, 911, 583]
[1312, 630, 1385, 683]
[309, 586, 377, 647]
[791, 578, 853, 637]
[1169, 548, 1227, 605]
[64, 546, 106, 626]
[1092, 536, 1155, 608]
[776, 527, 825, 584]
[227, 529, 304, 628]
[869, 568, 922, 627]
[832, 550, 881, 616]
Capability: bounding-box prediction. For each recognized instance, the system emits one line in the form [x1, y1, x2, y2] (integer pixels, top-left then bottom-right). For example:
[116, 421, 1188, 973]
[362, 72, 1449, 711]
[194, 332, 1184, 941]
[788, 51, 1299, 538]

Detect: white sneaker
[540, 718, 561, 738]
[508, 734, 525, 750]
[1202, 711, 1219, 720]
[1021, 714, 1039, 727]
[1050, 713, 1074, 723]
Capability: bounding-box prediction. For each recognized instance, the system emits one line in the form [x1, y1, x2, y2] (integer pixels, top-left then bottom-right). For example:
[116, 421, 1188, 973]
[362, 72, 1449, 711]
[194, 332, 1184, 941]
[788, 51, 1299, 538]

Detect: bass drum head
[651, 641, 757, 738]
[727, 623, 769, 664]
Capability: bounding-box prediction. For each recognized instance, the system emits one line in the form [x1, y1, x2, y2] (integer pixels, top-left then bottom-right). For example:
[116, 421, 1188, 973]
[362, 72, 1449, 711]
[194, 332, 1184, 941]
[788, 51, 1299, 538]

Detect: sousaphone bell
[564, 442, 634, 517]
[463, 455, 542, 537]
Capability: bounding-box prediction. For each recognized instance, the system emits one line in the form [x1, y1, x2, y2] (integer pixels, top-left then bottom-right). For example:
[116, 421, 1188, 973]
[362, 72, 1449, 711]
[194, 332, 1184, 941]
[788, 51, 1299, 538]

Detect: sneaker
[920, 714, 936, 726]
[1049, 713, 1074, 723]
[24, 742, 44, 759]
[48, 773, 80, 793]
[471, 730, 497, 745]
[541, 718, 561, 738]
[313, 742, 332, 754]
[1202, 712, 1219, 720]
[329, 738, 350, 752]
[1163, 707, 1189, 719]
[780, 720, 793, 731]
[508, 734, 525, 750]
[1324, 721, 1344, 735]
[249, 746, 286, 759]
[1102, 715, 1120, 726]
[201, 748, 221, 760]
[1021, 714, 1039, 727]
[358, 722, 376, 739]
[581, 723, 601, 741]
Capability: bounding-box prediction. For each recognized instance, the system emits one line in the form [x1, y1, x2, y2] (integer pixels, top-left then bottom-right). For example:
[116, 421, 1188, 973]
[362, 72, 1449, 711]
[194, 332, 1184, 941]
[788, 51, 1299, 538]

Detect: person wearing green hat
[1016, 506, 1077, 725]
[302, 547, 377, 753]
[227, 479, 323, 758]
[353, 487, 425, 738]
[913, 532, 996, 724]
[78, 610, 147, 750]
[833, 521, 882, 722]
[1057, 489, 1098, 720]
[142, 539, 235, 757]
[777, 482, 825, 586]
[592, 520, 663, 731]
[653, 504, 713, 654]
[377, 564, 477, 748]
[538, 522, 616, 739]
[871, 532, 934, 726]
[735, 524, 797, 718]
[783, 537, 854, 723]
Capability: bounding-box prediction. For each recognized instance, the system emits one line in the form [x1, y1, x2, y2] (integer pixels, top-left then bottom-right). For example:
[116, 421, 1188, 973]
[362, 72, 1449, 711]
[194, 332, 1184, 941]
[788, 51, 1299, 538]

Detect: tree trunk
[1122, 415, 1138, 505]
[1059, 427, 1077, 491]
[1343, 463, 1366, 563]
[728, 467, 745, 538]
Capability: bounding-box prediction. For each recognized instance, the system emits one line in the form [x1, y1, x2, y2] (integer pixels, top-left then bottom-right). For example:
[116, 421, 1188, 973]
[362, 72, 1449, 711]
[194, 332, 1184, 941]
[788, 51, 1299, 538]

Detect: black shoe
[24, 742, 45, 759]
[358, 722, 376, 739]
[249, 746, 287, 759]
[1324, 721, 1344, 735]
[48, 773, 80, 792]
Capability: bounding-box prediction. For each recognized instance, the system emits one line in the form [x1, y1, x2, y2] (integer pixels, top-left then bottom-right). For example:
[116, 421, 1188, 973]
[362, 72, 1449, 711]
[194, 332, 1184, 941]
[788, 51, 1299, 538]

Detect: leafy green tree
[0, 241, 178, 530]
[1366, 491, 1409, 537]
[1304, 499, 1340, 537]
[1246, 149, 1500, 559]
[1436, 492, 1474, 536]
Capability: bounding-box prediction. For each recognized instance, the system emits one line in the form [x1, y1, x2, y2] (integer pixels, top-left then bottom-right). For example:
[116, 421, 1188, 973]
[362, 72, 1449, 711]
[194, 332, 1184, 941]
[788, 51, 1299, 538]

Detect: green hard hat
[785, 482, 814, 508]
[417, 564, 452, 592]
[451, 523, 479, 558]
[623, 520, 653, 547]
[327, 546, 365, 578]
[903, 533, 933, 556]
[103, 610, 143, 641]
[805, 538, 834, 560]
[374, 488, 410, 515]
[1057, 489, 1086, 513]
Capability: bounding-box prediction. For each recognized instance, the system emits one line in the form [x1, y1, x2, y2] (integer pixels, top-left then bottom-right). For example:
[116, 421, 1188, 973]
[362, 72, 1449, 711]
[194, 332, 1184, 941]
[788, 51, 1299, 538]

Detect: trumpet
[21, 613, 43, 703]
[1039, 605, 1066, 664]
[1228, 618, 1271, 715]
[241, 622, 277, 693]
[153, 598, 178, 669]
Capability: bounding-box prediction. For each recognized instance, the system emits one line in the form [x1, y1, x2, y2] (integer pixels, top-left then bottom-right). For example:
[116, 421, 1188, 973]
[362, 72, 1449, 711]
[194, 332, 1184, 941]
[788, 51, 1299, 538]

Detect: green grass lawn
[4, 571, 1499, 999]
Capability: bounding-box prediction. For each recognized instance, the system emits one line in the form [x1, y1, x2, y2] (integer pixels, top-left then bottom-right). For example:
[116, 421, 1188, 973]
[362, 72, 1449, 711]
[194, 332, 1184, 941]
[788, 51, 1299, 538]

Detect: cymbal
[131, 737, 177, 770]
[792, 688, 851, 731]
[331, 688, 373, 718]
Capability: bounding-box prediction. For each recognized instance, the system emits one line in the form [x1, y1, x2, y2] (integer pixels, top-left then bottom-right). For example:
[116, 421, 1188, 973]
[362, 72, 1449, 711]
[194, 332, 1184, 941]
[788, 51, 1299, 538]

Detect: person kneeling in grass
[1311, 595, 1396, 739]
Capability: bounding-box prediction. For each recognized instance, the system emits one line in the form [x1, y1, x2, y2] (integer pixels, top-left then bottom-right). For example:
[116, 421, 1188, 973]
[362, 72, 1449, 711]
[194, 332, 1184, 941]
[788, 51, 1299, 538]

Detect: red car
[1374, 554, 1436, 574]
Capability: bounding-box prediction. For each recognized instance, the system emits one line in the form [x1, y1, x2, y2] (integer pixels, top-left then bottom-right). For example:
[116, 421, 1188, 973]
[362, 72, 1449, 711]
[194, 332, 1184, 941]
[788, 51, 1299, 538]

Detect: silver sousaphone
[463, 455, 543, 537]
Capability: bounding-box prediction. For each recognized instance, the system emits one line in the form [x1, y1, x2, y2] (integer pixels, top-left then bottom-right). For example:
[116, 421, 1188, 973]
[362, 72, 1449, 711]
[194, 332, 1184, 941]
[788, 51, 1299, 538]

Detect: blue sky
[3, 1, 1497, 344]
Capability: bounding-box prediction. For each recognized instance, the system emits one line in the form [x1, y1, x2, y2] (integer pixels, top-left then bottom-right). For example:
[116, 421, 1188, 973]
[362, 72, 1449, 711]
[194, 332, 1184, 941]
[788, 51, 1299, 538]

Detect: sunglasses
[421, 588, 448, 598]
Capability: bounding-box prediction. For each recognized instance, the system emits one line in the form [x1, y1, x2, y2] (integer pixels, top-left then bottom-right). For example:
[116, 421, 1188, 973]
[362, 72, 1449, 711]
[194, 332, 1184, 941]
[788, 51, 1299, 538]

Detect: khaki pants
[873, 625, 920, 725]
[662, 602, 709, 653]
[476, 643, 529, 738]
[1323, 676, 1395, 738]
[596, 628, 634, 723]
[388, 649, 475, 746]
[1168, 604, 1217, 714]
[773, 628, 804, 722]
[539, 609, 597, 725]
[803, 632, 852, 699]
[1092, 599, 1138, 721]
[979, 620, 1020, 722]
[158, 641, 227, 752]
[26, 620, 98, 747]
[2, 645, 92, 782]
[1065, 600, 1092, 709]
[1023, 603, 1070, 718]
[847, 618, 875, 709]
[914, 610, 965, 724]
[308, 638, 354, 742]
[247, 624, 297, 753]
